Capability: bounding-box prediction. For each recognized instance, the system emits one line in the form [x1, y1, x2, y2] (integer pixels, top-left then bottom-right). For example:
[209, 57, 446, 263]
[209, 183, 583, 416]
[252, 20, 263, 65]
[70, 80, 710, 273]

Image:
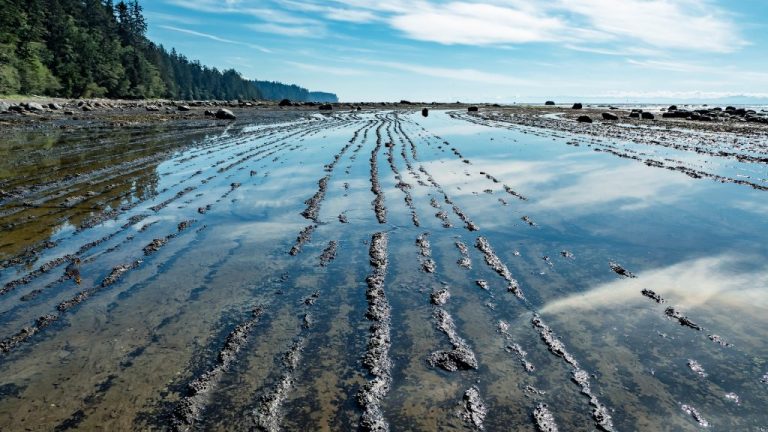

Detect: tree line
[0, 0, 337, 102]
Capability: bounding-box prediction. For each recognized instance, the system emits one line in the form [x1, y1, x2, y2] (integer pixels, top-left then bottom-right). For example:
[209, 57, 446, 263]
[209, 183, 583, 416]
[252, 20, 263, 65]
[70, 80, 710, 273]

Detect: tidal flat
[0, 106, 766, 431]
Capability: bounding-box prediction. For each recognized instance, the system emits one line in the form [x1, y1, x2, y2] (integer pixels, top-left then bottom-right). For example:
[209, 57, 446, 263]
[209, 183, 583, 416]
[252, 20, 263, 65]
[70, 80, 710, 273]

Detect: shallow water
[0, 110, 766, 431]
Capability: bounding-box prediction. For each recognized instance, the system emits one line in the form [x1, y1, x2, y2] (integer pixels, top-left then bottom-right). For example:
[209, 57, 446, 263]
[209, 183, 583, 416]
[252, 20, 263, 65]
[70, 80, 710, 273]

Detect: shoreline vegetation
[0, 1, 336, 103]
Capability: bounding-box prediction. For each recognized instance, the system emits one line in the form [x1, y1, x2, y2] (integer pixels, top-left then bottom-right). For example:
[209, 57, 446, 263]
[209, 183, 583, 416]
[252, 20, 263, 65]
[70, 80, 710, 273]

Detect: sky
[144, 0, 768, 103]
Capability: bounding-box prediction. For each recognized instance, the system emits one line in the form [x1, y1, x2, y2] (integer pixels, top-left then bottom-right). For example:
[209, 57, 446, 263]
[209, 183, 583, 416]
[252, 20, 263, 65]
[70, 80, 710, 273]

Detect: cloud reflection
[541, 254, 768, 321]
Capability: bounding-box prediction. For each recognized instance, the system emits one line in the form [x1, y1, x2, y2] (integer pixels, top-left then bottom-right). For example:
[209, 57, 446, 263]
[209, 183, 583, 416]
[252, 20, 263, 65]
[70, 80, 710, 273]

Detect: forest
[0, 0, 337, 102]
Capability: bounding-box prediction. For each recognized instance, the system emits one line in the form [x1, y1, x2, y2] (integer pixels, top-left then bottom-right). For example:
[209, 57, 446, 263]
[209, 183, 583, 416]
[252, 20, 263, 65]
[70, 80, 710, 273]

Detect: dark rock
[178, 105, 191, 111]
[641, 289, 664, 303]
[215, 108, 236, 120]
[609, 261, 635, 278]
[429, 347, 477, 371]
[204, 110, 215, 116]
[725, 106, 736, 111]
[629, 112, 640, 118]
[48, 103, 62, 110]
[545, 101, 555, 105]
[572, 103, 583, 109]
[668, 105, 678, 111]
[319, 104, 333, 111]
[577, 115, 593, 123]
[400, 100, 412, 104]
[278, 99, 292, 107]
[467, 106, 479, 112]
[641, 112, 655, 120]
[602, 112, 618, 121]
[421, 108, 429, 117]
[665, 307, 701, 330]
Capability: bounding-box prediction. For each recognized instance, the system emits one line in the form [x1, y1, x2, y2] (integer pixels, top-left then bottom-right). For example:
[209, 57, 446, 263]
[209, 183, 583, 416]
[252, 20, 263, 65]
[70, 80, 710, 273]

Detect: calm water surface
[0, 110, 766, 431]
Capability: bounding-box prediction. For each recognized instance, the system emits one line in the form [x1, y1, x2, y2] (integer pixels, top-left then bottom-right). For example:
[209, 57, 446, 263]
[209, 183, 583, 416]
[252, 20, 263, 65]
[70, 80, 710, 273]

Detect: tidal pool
[0, 110, 766, 431]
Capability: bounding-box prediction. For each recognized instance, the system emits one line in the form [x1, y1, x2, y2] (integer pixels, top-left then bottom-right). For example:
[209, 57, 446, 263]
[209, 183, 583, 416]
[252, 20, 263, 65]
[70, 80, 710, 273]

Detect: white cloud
[248, 23, 323, 38]
[158, 25, 272, 52]
[558, 0, 746, 53]
[284, 61, 368, 76]
[360, 60, 533, 86]
[165, 0, 747, 53]
[390, 2, 564, 45]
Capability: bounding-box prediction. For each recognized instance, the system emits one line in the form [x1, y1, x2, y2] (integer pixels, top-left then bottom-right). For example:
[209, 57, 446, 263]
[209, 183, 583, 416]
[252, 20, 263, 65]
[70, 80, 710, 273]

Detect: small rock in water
[430, 289, 450, 306]
[641, 289, 664, 303]
[681, 404, 709, 427]
[687, 359, 707, 377]
[533, 403, 559, 432]
[724, 392, 740, 404]
[609, 261, 636, 278]
[459, 386, 487, 429]
[215, 108, 236, 120]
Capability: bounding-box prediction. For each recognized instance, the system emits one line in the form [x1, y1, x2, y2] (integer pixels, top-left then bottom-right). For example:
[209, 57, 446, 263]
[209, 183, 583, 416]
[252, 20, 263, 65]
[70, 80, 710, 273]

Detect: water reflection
[541, 254, 768, 319]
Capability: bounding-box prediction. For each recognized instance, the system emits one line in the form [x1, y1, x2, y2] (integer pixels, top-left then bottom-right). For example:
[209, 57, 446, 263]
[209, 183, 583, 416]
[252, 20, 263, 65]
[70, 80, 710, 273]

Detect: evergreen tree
[0, 0, 337, 101]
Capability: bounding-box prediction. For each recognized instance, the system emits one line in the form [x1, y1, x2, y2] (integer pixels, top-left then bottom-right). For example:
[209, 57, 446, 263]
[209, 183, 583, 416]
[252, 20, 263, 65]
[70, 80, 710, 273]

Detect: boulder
[81, 105, 94, 112]
[319, 104, 333, 111]
[204, 110, 215, 116]
[668, 105, 678, 111]
[48, 103, 62, 110]
[278, 99, 292, 107]
[400, 100, 412, 105]
[641, 112, 655, 120]
[601, 112, 619, 121]
[545, 101, 555, 106]
[145, 105, 160, 112]
[577, 115, 592, 123]
[0, 102, 10, 112]
[25, 102, 45, 111]
[572, 103, 583, 109]
[725, 106, 736, 111]
[178, 105, 191, 111]
[422, 108, 429, 117]
[628, 112, 640, 118]
[467, 106, 479, 112]
[215, 108, 236, 120]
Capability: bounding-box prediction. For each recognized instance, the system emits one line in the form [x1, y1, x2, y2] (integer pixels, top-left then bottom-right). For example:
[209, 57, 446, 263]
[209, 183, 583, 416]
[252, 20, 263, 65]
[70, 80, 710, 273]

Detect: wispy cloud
[360, 60, 532, 86]
[247, 23, 323, 38]
[284, 61, 367, 76]
[558, 0, 746, 53]
[323, 0, 746, 53]
[164, 0, 747, 53]
[159, 25, 272, 52]
[389, 2, 564, 45]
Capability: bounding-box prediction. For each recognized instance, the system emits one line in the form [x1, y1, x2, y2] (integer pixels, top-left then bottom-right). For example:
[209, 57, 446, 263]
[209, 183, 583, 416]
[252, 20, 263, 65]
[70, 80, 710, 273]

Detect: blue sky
[144, 0, 768, 102]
